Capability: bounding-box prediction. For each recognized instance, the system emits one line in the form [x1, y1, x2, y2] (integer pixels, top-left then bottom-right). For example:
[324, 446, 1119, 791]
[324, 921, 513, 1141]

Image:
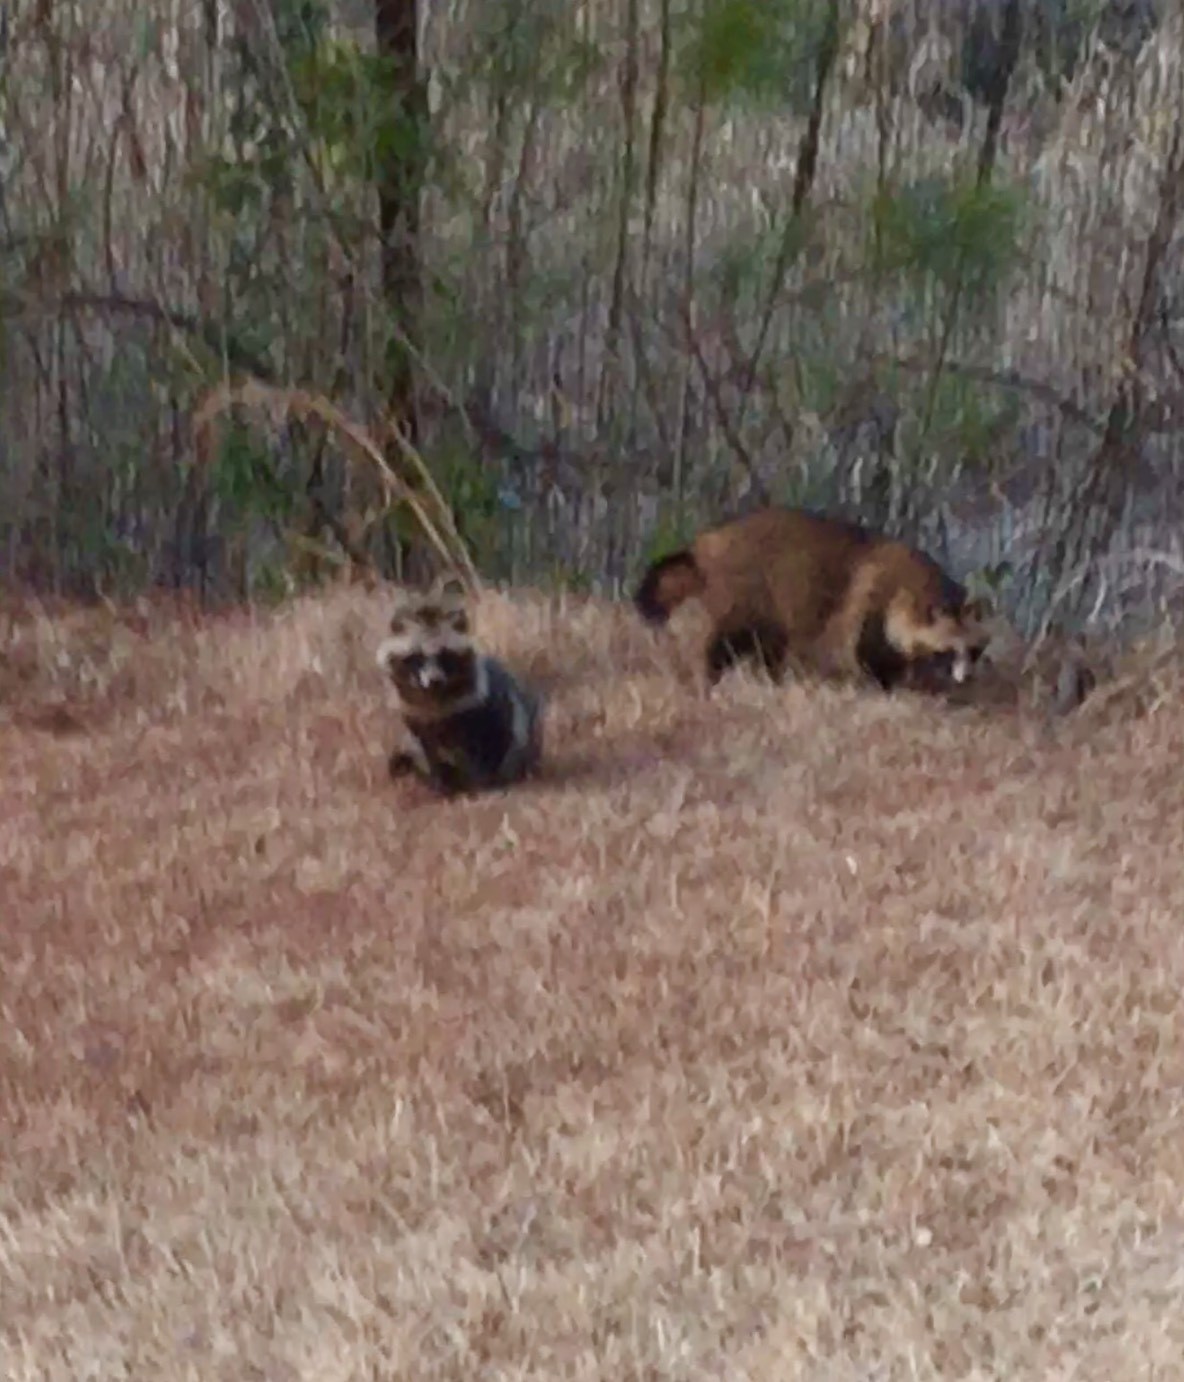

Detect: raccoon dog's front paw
[388, 749, 420, 780]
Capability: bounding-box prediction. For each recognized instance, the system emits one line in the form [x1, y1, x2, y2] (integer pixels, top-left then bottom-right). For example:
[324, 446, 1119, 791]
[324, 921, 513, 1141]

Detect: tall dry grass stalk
[193, 380, 480, 589]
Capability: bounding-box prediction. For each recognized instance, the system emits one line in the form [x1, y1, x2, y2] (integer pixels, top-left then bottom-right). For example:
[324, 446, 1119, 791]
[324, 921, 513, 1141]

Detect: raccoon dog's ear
[387, 583, 419, 622]
[431, 573, 471, 630]
[431, 572, 469, 603]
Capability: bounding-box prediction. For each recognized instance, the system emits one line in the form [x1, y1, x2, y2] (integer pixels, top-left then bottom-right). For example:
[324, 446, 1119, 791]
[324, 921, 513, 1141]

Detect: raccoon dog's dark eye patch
[928, 649, 974, 680]
[437, 649, 469, 678]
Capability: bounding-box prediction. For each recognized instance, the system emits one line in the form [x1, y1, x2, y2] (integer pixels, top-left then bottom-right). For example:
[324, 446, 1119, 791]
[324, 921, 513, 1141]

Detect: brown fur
[635, 506, 992, 692]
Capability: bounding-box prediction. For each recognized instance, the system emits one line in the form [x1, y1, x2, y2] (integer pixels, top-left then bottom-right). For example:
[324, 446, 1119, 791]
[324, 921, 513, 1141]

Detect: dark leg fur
[706, 633, 741, 684]
[424, 761, 470, 798]
[706, 623, 789, 685]
[388, 744, 468, 797]
[855, 611, 908, 691]
[388, 748, 418, 779]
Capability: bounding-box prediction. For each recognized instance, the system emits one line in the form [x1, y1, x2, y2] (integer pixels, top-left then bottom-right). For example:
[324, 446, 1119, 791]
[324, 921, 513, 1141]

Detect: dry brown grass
[3, 586, 1184, 1380]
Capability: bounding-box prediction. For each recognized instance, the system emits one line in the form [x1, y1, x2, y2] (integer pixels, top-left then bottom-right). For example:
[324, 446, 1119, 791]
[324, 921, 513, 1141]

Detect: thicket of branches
[0, 0, 1182, 637]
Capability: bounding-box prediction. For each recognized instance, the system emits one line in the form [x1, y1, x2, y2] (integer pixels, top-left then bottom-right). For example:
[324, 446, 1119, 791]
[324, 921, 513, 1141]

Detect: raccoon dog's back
[635, 507, 875, 635]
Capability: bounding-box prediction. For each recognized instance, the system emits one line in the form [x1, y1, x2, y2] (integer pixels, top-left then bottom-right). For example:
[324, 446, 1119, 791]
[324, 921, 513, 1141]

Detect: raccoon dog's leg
[752, 622, 790, 682]
[388, 733, 431, 783]
[705, 621, 789, 685]
[390, 735, 470, 797]
[854, 610, 908, 691]
[388, 749, 417, 779]
[425, 757, 471, 798]
[706, 629, 751, 684]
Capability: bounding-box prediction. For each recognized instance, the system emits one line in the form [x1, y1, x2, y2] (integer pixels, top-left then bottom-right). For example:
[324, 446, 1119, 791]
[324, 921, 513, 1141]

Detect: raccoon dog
[634, 505, 992, 692]
[376, 576, 543, 797]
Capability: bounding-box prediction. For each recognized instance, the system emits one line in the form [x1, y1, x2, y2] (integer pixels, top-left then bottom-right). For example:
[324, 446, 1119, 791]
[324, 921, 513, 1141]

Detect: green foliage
[212, 421, 294, 527]
[271, 0, 330, 54]
[971, 558, 1016, 602]
[198, 156, 271, 220]
[434, 441, 503, 563]
[678, 0, 836, 112]
[59, 484, 150, 597]
[466, 0, 603, 102]
[290, 41, 429, 187]
[202, 7, 431, 207]
[250, 558, 298, 606]
[869, 175, 1026, 302]
[196, 0, 329, 217]
[641, 508, 699, 569]
[1029, 0, 1108, 89]
[789, 351, 845, 418]
[546, 563, 597, 594]
[710, 216, 812, 305]
[918, 372, 1022, 471]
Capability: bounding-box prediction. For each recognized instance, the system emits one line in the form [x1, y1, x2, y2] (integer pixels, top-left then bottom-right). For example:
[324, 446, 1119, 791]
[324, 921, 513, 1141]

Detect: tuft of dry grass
[3, 586, 1184, 1380]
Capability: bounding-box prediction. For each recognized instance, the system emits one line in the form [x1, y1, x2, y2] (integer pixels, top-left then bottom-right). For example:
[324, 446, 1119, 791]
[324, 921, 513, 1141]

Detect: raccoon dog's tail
[634, 550, 706, 626]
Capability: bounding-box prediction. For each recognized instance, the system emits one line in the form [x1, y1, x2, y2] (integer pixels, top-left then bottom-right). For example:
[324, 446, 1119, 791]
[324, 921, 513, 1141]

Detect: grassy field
[2, 584, 1184, 1380]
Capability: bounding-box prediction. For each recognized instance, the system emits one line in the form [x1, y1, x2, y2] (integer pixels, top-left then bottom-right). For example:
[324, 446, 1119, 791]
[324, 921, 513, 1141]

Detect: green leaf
[212, 422, 292, 524]
[471, 2, 603, 101]
[679, 0, 835, 112]
[870, 175, 1025, 299]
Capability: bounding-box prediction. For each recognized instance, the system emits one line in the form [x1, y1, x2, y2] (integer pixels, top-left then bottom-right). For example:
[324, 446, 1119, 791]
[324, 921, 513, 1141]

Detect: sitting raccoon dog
[376, 577, 543, 797]
[634, 506, 992, 693]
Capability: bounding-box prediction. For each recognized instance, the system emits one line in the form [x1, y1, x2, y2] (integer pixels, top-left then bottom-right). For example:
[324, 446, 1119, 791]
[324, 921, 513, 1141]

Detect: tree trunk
[374, 0, 430, 580]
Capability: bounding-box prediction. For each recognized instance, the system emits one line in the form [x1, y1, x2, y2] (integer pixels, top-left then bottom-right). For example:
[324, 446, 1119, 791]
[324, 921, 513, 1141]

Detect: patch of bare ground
[3, 584, 1184, 1380]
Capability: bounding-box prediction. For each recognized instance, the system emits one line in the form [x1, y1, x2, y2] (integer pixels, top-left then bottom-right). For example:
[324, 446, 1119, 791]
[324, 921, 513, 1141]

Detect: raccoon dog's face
[887, 590, 992, 684]
[376, 577, 479, 713]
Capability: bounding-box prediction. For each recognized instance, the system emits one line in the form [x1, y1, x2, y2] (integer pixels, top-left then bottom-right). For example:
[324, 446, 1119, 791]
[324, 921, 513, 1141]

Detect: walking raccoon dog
[634, 506, 992, 692]
[376, 576, 543, 797]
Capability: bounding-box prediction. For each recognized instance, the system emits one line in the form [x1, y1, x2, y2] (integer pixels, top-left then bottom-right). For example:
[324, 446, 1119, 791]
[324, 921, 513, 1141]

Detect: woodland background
[0, 0, 1181, 639]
